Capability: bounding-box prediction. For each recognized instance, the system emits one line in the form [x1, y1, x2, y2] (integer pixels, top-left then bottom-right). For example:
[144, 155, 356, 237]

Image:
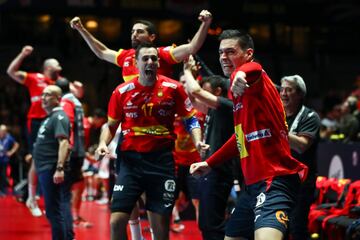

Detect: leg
[110, 212, 130, 240]
[147, 211, 171, 240]
[38, 170, 66, 240]
[255, 227, 283, 240]
[26, 160, 42, 217]
[128, 203, 144, 240]
[199, 170, 233, 240]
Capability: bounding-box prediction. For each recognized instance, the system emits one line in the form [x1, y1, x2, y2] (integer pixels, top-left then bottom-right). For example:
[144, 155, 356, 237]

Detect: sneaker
[170, 222, 185, 233]
[95, 197, 109, 205]
[73, 216, 93, 228]
[26, 198, 42, 217]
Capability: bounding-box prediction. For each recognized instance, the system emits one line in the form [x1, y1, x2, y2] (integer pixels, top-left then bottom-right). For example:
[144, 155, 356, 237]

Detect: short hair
[218, 29, 254, 51]
[135, 42, 157, 59]
[133, 20, 157, 36]
[43, 58, 62, 70]
[55, 77, 70, 94]
[280, 74, 307, 97]
[201, 75, 228, 97]
[93, 108, 106, 119]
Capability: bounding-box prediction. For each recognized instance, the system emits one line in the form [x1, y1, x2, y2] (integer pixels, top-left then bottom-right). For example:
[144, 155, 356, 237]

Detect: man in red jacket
[190, 30, 308, 240]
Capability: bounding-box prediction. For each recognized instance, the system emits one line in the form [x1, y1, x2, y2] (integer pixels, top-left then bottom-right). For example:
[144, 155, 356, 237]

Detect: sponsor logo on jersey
[246, 129, 271, 142]
[255, 192, 266, 208]
[113, 185, 124, 191]
[119, 83, 135, 94]
[125, 112, 138, 118]
[275, 210, 289, 227]
[233, 102, 243, 112]
[162, 81, 177, 89]
[164, 179, 176, 192]
[158, 109, 171, 117]
[184, 98, 193, 111]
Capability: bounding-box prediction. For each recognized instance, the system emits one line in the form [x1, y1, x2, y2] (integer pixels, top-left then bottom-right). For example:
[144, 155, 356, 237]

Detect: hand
[24, 153, 32, 163]
[198, 10, 212, 23]
[231, 71, 249, 98]
[189, 161, 211, 178]
[53, 170, 64, 184]
[22, 45, 33, 56]
[95, 143, 109, 161]
[70, 16, 83, 30]
[195, 141, 210, 157]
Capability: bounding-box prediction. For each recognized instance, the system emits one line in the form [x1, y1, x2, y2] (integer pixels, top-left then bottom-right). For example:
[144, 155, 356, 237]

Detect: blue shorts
[111, 149, 176, 215]
[225, 174, 301, 239]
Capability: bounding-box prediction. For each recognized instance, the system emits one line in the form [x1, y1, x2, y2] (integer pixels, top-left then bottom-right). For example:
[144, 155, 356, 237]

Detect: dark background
[1, 0, 360, 134]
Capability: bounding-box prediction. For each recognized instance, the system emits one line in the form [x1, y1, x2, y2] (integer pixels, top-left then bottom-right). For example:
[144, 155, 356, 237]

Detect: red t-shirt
[60, 98, 76, 147]
[115, 46, 179, 82]
[207, 62, 308, 185]
[23, 72, 54, 119]
[173, 115, 201, 166]
[108, 75, 195, 152]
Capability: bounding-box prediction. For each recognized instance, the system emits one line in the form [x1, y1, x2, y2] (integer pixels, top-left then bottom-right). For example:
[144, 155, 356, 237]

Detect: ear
[149, 34, 156, 42]
[214, 87, 222, 96]
[245, 48, 254, 61]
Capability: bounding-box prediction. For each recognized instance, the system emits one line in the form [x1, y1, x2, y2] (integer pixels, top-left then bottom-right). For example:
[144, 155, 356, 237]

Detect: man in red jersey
[69, 9, 212, 81]
[190, 30, 308, 240]
[7, 45, 62, 217]
[96, 42, 208, 240]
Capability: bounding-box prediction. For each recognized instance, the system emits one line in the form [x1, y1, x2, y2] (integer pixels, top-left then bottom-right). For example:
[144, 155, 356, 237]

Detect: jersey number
[141, 103, 154, 117]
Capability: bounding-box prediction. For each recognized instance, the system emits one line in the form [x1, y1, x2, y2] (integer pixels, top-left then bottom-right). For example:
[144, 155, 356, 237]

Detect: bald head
[0, 124, 7, 138]
[42, 85, 62, 113]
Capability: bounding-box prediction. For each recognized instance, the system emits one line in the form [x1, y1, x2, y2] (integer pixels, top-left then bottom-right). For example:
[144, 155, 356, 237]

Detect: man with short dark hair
[190, 30, 308, 240]
[96, 42, 208, 240]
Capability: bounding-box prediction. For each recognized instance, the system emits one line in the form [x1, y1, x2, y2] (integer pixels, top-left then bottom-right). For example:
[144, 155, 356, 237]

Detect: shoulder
[158, 75, 181, 89]
[303, 107, 320, 121]
[114, 80, 137, 95]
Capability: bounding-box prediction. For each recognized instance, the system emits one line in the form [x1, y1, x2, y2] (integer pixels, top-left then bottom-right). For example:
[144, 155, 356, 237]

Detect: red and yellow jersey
[115, 46, 179, 82]
[108, 74, 195, 153]
[23, 72, 54, 119]
[173, 115, 201, 166]
[207, 62, 307, 185]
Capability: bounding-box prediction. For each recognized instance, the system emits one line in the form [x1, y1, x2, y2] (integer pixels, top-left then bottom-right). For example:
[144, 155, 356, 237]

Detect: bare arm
[171, 10, 212, 61]
[70, 17, 118, 64]
[288, 133, 313, 154]
[53, 138, 71, 184]
[7, 45, 33, 84]
[95, 120, 119, 160]
[6, 141, 19, 157]
[183, 58, 219, 110]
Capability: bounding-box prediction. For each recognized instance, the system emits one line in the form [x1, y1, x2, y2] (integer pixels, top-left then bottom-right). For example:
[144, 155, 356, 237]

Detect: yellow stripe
[123, 74, 139, 82]
[132, 125, 170, 136]
[235, 124, 249, 158]
[114, 49, 124, 66]
[169, 44, 181, 63]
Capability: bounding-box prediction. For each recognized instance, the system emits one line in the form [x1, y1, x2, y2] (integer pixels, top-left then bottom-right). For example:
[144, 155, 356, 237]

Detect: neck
[285, 104, 302, 117]
[139, 75, 157, 86]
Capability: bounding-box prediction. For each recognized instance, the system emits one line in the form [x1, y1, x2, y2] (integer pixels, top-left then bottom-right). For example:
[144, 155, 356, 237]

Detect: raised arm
[171, 10, 212, 61]
[7, 45, 33, 84]
[70, 16, 118, 64]
[183, 57, 219, 113]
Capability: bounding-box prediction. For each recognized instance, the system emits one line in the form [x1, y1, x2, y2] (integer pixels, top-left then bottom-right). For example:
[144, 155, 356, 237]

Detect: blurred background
[1, 0, 360, 152]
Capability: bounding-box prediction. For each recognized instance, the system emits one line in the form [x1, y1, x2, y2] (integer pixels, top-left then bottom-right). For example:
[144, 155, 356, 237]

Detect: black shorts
[111, 149, 176, 215]
[69, 156, 84, 184]
[225, 174, 301, 239]
[176, 165, 200, 200]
